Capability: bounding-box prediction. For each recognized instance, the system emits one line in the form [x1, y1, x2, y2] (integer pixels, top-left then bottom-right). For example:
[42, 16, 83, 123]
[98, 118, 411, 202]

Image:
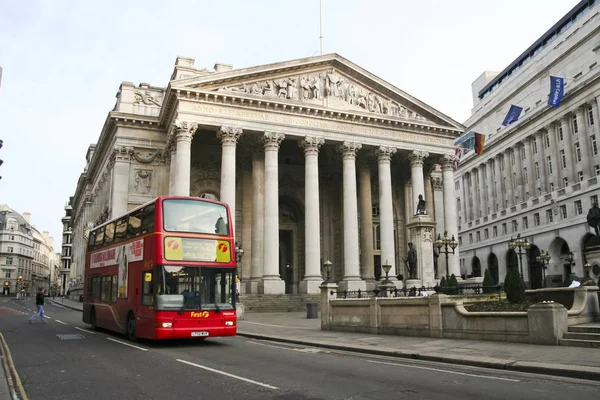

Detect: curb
[237, 331, 600, 381]
[51, 300, 83, 312]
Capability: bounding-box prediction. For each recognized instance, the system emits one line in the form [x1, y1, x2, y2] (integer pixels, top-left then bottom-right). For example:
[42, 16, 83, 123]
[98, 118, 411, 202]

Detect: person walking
[29, 288, 46, 323]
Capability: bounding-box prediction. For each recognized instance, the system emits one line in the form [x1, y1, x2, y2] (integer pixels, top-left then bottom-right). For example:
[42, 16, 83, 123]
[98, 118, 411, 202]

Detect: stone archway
[548, 237, 572, 285]
[528, 245, 543, 289]
[471, 256, 481, 278]
[487, 253, 499, 284]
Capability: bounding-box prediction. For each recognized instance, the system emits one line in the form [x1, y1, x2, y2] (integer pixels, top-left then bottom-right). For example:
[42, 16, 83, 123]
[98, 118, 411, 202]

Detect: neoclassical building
[456, 0, 600, 287]
[69, 53, 463, 296]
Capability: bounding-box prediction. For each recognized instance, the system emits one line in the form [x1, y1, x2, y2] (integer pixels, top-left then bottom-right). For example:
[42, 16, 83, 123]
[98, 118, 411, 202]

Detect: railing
[330, 284, 503, 299]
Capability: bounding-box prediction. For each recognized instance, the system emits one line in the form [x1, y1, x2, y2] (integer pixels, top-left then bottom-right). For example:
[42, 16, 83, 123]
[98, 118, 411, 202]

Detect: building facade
[59, 198, 73, 295]
[0, 206, 55, 295]
[456, 0, 600, 287]
[69, 53, 464, 296]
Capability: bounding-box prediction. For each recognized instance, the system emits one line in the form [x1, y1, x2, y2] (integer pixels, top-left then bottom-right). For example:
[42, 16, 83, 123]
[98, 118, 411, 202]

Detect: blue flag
[548, 76, 564, 107]
[502, 105, 523, 126]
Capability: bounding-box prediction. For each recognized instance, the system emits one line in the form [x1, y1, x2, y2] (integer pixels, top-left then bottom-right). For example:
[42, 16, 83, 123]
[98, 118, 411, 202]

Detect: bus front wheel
[126, 313, 137, 341]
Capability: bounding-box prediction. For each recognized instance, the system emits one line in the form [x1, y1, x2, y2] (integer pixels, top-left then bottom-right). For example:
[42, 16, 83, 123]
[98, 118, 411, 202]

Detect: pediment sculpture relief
[133, 90, 163, 107]
[215, 69, 430, 122]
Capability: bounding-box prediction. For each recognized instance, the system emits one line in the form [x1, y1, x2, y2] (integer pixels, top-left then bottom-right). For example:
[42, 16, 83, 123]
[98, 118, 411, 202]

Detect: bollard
[306, 302, 318, 319]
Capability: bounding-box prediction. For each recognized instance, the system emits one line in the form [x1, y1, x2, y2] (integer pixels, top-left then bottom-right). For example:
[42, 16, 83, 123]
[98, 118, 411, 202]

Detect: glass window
[101, 276, 111, 302]
[163, 199, 229, 235]
[115, 217, 128, 242]
[141, 204, 156, 235]
[575, 200, 583, 215]
[127, 209, 143, 239]
[560, 205, 567, 219]
[94, 228, 105, 247]
[155, 266, 235, 311]
[104, 222, 115, 245]
[534, 213, 540, 226]
[142, 271, 154, 306]
[111, 275, 118, 302]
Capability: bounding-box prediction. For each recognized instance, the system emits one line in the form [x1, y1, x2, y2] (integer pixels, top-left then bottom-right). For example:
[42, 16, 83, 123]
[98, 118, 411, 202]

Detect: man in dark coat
[28, 288, 46, 323]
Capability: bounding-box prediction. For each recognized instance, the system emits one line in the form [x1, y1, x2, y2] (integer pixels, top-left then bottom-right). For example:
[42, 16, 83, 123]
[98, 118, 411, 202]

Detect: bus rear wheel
[126, 313, 137, 341]
[90, 308, 97, 330]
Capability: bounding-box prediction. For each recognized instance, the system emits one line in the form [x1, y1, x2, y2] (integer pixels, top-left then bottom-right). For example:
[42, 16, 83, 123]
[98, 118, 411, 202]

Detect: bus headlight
[162, 322, 173, 328]
[225, 321, 234, 326]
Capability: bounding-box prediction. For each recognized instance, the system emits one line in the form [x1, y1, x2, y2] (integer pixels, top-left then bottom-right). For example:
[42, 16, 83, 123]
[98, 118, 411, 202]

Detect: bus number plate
[191, 331, 209, 337]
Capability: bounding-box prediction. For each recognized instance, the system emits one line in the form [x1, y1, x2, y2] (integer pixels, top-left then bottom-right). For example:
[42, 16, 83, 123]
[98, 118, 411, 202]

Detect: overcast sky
[0, 0, 578, 250]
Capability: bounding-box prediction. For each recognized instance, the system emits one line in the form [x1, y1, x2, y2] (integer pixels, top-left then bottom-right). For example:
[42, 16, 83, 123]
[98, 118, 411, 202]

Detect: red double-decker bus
[82, 196, 237, 340]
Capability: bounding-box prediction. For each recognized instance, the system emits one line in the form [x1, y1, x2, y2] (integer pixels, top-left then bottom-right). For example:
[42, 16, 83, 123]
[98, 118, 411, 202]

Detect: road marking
[0, 332, 29, 400]
[248, 340, 326, 354]
[176, 359, 279, 389]
[54, 320, 68, 325]
[75, 327, 96, 335]
[367, 360, 520, 382]
[106, 337, 148, 351]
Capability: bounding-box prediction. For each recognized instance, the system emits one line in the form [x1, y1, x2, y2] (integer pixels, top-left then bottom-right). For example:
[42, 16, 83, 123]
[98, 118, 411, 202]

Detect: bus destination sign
[164, 237, 231, 263]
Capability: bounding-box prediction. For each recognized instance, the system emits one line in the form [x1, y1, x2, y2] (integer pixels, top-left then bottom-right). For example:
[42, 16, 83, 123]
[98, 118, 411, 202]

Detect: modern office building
[455, 0, 600, 288]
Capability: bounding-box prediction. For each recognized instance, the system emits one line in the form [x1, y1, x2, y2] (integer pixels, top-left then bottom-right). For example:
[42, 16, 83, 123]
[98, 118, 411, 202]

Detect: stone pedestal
[320, 282, 339, 330]
[245, 280, 260, 294]
[528, 302, 568, 345]
[338, 279, 367, 292]
[406, 215, 437, 287]
[299, 279, 323, 294]
[259, 279, 285, 294]
[377, 281, 396, 297]
[405, 279, 422, 290]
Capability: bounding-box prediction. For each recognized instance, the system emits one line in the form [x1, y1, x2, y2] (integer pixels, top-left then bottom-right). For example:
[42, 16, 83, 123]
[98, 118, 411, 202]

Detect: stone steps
[240, 294, 320, 313]
[559, 323, 600, 348]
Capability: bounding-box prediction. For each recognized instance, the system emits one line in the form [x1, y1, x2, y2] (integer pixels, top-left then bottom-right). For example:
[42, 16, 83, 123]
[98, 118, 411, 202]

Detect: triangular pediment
[172, 54, 464, 130]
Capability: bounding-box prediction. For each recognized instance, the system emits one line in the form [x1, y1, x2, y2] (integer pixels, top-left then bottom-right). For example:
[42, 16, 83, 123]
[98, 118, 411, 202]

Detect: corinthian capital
[299, 136, 324, 156]
[408, 150, 429, 166]
[338, 141, 362, 159]
[217, 126, 243, 145]
[440, 154, 456, 171]
[173, 120, 198, 141]
[262, 131, 285, 151]
[377, 146, 396, 163]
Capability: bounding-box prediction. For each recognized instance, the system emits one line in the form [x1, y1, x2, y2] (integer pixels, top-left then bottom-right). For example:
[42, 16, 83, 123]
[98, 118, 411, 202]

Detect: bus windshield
[155, 265, 235, 311]
[163, 199, 229, 235]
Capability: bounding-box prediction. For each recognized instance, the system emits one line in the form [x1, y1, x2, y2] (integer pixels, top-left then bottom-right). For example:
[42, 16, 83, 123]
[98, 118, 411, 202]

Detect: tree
[482, 268, 495, 294]
[504, 267, 525, 303]
[449, 274, 459, 295]
[440, 276, 447, 294]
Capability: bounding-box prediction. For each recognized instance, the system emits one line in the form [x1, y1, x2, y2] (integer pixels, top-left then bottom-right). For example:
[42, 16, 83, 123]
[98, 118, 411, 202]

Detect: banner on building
[547, 76, 564, 107]
[502, 105, 523, 126]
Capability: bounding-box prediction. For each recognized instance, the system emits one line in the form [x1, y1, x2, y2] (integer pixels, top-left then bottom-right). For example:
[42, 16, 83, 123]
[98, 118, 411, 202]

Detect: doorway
[279, 230, 294, 294]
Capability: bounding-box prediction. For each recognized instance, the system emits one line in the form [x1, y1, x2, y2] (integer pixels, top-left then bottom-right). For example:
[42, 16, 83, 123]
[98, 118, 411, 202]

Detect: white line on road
[367, 360, 520, 382]
[54, 320, 68, 325]
[248, 340, 326, 354]
[176, 359, 279, 390]
[106, 337, 148, 351]
[75, 327, 96, 335]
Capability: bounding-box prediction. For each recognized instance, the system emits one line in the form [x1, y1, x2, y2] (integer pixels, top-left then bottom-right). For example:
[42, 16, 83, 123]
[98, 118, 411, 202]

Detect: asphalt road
[1, 296, 599, 400]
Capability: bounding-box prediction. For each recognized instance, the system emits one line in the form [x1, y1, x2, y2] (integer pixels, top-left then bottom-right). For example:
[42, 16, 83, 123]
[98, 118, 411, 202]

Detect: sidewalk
[51, 298, 600, 380]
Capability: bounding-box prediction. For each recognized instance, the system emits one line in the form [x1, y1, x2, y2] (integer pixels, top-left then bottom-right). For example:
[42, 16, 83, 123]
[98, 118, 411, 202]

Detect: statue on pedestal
[415, 194, 427, 215]
[404, 242, 418, 279]
[587, 202, 600, 236]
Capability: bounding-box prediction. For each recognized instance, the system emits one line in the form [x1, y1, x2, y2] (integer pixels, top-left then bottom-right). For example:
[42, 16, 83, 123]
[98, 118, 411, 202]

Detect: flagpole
[319, 0, 324, 55]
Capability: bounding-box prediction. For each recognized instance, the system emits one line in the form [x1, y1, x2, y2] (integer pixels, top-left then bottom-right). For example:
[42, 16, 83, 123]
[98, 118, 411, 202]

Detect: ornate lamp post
[434, 231, 458, 279]
[323, 260, 332, 283]
[235, 242, 244, 281]
[536, 250, 550, 288]
[382, 260, 392, 282]
[584, 261, 592, 279]
[508, 233, 531, 278]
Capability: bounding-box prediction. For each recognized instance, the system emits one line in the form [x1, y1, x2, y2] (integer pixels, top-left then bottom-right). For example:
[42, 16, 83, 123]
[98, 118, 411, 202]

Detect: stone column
[441, 155, 460, 278]
[461, 175, 470, 220]
[409, 150, 429, 214]
[168, 144, 177, 196]
[486, 161, 494, 214]
[248, 151, 265, 294]
[172, 121, 197, 196]
[524, 137, 536, 198]
[111, 146, 131, 218]
[217, 126, 243, 232]
[424, 173, 435, 217]
[561, 115, 576, 185]
[536, 131, 548, 194]
[260, 131, 285, 294]
[548, 123, 562, 190]
[338, 141, 365, 291]
[504, 148, 514, 208]
[590, 98, 600, 138]
[494, 155, 502, 212]
[378, 146, 397, 280]
[358, 161, 375, 282]
[299, 137, 324, 294]
[515, 143, 524, 203]
[575, 106, 591, 178]
[431, 169, 445, 278]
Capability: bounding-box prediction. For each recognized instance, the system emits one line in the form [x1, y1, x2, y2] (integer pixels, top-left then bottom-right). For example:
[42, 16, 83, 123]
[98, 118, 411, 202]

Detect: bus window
[141, 204, 155, 235]
[101, 276, 111, 301]
[127, 209, 143, 239]
[104, 222, 116, 246]
[162, 199, 229, 235]
[94, 228, 105, 248]
[142, 272, 154, 306]
[111, 275, 118, 302]
[115, 217, 128, 242]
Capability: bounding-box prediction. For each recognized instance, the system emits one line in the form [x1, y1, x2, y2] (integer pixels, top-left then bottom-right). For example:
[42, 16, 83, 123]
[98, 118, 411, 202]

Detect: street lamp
[508, 233, 531, 278]
[235, 242, 244, 281]
[323, 260, 332, 283]
[382, 260, 392, 282]
[434, 230, 458, 279]
[584, 262, 592, 279]
[536, 250, 551, 288]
